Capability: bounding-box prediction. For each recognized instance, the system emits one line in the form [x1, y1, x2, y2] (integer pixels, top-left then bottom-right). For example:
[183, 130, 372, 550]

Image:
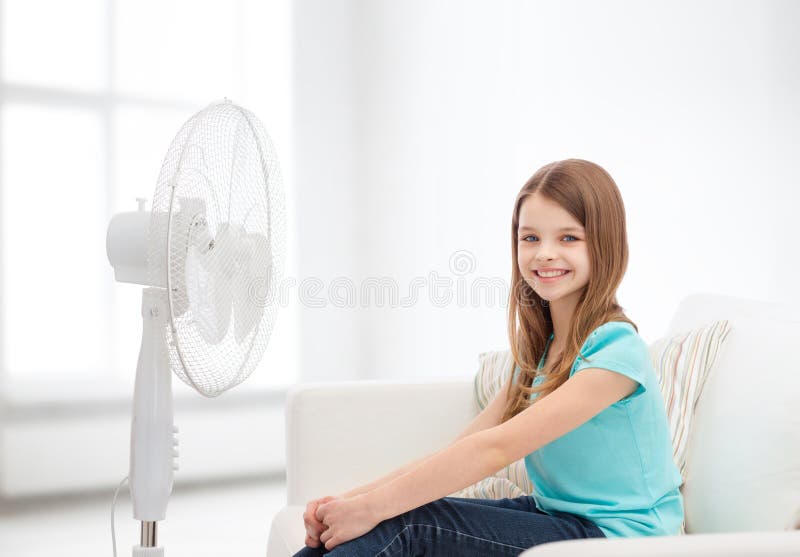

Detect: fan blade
[232, 232, 270, 343]
[172, 197, 211, 319]
[186, 243, 232, 345]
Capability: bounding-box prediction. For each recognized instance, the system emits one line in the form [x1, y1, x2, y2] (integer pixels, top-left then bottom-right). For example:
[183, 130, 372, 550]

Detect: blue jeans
[292, 495, 606, 556]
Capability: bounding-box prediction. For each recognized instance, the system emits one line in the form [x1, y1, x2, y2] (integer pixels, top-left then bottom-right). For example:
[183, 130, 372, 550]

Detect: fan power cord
[111, 475, 129, 557]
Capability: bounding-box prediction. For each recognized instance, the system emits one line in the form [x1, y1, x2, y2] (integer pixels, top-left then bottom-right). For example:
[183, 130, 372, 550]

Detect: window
[0, 0, 296, 403]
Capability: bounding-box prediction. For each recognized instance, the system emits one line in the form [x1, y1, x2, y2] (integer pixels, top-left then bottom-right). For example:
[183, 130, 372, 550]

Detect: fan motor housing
[107, 207, 166, 287]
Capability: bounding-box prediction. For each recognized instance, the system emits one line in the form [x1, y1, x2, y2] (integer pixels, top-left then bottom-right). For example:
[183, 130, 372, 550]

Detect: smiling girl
[294, 159, 684, 556]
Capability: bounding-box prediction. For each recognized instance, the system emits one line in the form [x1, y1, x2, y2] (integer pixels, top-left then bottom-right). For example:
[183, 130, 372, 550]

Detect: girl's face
[517, 193, 590, 304]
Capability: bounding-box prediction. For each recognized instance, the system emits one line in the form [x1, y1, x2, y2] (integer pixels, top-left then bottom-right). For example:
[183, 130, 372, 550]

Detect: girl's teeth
[538, 270, 568, 277]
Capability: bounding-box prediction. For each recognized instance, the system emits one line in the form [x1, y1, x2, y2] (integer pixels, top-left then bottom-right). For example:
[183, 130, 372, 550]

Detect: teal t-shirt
[514, 321, 684, 538]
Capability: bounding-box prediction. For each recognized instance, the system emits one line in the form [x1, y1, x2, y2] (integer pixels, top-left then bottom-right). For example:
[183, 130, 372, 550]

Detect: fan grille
[147, 100, 286, 397]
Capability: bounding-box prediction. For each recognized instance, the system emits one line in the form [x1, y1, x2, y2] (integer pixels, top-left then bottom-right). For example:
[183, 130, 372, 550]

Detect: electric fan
[105, 99, 286, 556]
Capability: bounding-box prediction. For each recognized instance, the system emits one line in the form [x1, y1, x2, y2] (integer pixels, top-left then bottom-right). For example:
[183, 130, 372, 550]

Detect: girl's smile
[534, 269, 572, 283]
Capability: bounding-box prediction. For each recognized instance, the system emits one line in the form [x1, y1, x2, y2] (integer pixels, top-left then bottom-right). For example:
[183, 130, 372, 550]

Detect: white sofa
[267, 293, 800, 556]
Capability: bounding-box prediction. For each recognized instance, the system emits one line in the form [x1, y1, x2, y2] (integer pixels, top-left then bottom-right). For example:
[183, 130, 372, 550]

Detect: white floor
[0, 476, 287, 557]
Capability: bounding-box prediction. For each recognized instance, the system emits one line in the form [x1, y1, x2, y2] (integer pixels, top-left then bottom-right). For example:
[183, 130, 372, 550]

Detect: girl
[294, 159, 684, 556]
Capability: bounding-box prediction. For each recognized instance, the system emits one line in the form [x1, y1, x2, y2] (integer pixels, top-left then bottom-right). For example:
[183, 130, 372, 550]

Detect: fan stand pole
[130, 287, 176, 557]
[141, 521, 158, 546]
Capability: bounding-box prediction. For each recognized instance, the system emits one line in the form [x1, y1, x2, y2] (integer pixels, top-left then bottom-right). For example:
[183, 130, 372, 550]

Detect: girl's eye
[520, 235, 579, 242]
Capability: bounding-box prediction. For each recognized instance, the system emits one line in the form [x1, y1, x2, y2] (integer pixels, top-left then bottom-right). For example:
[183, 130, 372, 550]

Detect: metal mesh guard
[147, 100, 286, 397]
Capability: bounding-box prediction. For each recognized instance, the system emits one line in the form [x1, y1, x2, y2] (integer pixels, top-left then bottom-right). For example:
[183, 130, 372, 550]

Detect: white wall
[293, 0, 800, 385]
[292, 0, 363, 382]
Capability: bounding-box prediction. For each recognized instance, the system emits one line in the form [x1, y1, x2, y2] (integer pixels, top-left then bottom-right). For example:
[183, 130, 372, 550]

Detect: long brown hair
[500, 159, 637, 424]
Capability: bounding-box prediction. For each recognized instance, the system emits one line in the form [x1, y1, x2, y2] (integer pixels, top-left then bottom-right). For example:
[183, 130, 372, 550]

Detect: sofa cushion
[448, 349, 533, 499]
[678, 314, 800, 533]
[648, 320, 732, 535]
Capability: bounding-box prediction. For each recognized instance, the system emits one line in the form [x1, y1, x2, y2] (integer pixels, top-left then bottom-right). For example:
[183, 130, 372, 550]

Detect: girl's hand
[316, 494, 381, 551]
[303, 495, 336, 548]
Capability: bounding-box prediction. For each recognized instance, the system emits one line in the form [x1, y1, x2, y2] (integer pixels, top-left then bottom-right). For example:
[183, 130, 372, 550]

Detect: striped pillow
[448, 349, 533, 499]
[648, 319, 732, 535]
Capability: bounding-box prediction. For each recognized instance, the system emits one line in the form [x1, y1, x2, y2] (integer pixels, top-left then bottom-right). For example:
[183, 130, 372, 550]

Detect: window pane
[114, 0, 238, 102]
[1, 0, 105, 91]
[1, 104, 107, 376]
[111, 104, 196, 214]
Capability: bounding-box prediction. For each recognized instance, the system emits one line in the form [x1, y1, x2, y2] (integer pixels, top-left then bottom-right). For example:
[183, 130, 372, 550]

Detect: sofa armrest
[522, 530, 800, 556]
[284, 377, 477, 506]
